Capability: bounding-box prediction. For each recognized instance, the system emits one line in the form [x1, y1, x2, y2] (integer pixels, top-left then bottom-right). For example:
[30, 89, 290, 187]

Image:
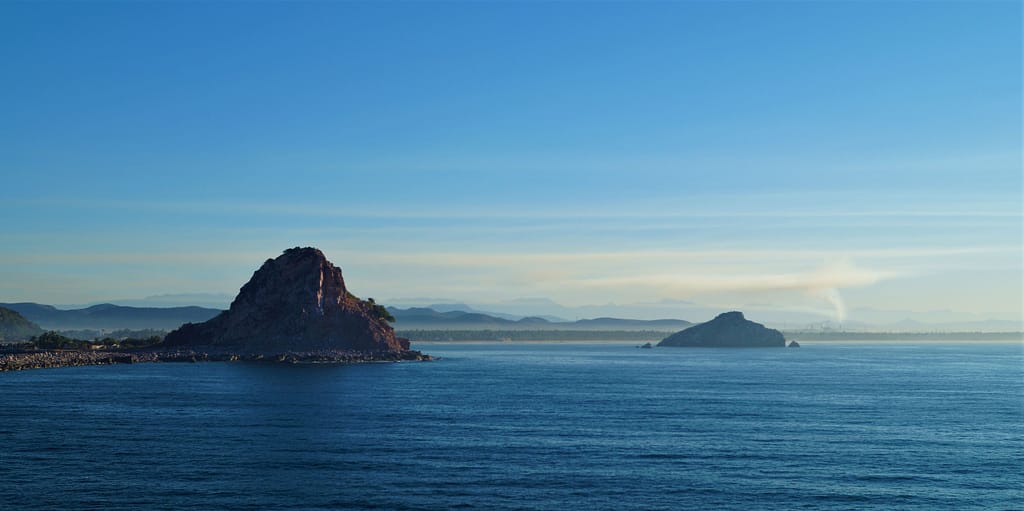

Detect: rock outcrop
[657, 311, 786, 348]
[163, 247, 415, 355]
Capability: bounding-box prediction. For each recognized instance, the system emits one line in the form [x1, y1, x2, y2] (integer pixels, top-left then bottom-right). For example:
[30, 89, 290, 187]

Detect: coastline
[0, 347, 431, 372]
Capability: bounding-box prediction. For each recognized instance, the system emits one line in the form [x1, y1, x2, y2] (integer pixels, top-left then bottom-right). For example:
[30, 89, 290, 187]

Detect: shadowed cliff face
[657, 311, 786, 348]
[164, 247, 407, 353]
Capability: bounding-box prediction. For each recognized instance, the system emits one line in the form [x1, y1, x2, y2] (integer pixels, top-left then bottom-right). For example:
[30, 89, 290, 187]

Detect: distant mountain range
[0, 302, 692, 333]
[389, 307, 692, 331]
[0, 303, 222, 331]
[1, 300, 1019, 334]
[387, 298, 1022, 333]
[424, 303, 566, 322]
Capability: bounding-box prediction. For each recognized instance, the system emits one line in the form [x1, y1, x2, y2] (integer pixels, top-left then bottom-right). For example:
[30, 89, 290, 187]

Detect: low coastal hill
[389, 307, 692, 332]
[0, 302, 221, 331]
[0, 306, 43, 341]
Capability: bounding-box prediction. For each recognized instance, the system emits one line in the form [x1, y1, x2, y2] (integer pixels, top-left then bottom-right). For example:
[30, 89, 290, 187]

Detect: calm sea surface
[0, 342, 1020, 510]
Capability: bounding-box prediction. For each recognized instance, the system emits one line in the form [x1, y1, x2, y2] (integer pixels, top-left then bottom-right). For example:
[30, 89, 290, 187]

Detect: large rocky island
[658, 311, 788, 348]
[161, 247, 429, 362]
[165, 247, 417, 353]
[1, 248, 428, 371]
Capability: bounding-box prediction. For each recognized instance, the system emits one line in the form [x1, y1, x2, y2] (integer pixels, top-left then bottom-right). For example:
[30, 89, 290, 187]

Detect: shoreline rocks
[0, 347, 431, 372]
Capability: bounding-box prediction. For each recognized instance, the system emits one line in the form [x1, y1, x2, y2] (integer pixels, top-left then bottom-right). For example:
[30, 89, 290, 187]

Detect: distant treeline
[398, 329, 668, 342]
[4, 331, 165, 351]
[784, 331, 1023, 341]
[55, 328, 168, 341]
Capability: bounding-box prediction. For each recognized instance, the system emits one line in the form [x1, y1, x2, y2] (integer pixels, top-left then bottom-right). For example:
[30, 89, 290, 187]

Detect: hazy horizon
[2, 2, 1020, 325]
[13, 289, 1021, 333]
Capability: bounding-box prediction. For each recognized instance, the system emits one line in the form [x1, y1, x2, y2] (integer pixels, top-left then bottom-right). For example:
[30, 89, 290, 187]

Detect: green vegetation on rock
[366, 298, 396, 323]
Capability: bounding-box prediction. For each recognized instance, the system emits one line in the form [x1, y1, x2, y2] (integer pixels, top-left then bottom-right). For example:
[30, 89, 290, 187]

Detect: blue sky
[1, 1, 1020, 324]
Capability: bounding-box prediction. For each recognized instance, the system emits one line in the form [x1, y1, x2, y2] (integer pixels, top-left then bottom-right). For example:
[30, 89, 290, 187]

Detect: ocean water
[0, 342, 1020, 510]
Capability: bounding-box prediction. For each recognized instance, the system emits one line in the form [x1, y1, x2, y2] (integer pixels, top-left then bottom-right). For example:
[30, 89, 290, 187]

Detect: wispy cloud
[0, 251, 270, 266]
[564, 259, 892, 321]
[331, 247, 1019, 321]
[8, 192, 1021, 222]
[571, 260, 892, 292]
[330, 246, 1016, 268]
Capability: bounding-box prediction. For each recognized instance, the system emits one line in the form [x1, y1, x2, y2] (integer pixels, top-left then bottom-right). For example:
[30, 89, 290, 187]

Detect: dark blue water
[1, 342, 1020, 510]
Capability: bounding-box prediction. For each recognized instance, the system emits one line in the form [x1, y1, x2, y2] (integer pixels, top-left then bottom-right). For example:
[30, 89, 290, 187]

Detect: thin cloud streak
[0, 251, 271, 266]
[570, 262, 893, 295]
[334, 246, 1015, 268]
[0, 246, 1010, 269]
[9, 196, 1021, 221]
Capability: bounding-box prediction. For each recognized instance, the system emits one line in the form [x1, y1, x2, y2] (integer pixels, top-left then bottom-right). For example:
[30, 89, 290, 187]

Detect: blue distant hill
[0, 302, 223, 331]
[389, 306, 692, 331]
[0, 306, 44, 341]
[0, 301, 690, 333]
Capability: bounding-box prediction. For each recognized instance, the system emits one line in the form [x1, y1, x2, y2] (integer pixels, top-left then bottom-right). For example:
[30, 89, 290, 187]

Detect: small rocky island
[1, 247, 428, 371]
[658, 311, 788, 348]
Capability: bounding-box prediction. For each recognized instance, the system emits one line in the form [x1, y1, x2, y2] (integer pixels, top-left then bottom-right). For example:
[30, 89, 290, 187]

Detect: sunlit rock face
[657, 311, 786, 348]
[164, 247, 407, 353]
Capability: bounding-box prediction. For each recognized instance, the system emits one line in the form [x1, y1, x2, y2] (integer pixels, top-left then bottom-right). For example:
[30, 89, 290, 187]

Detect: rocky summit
[657, 311, 786, 348]
[164, 247, 418, 356]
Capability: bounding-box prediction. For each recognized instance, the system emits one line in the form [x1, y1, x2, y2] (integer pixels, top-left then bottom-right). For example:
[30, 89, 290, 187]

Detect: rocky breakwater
[0, 346, 428, 372]
[1, 349, 141, 371]
[162, 247, 429, 362]
[657, 311, 786, 348]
